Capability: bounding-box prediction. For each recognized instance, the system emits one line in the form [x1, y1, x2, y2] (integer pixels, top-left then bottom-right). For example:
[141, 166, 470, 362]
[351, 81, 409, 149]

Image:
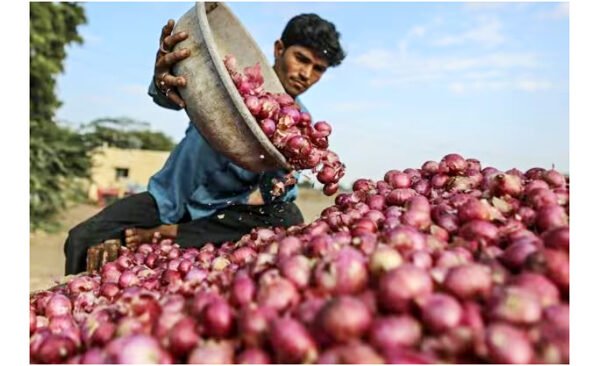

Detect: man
[63, 12, 346, 275]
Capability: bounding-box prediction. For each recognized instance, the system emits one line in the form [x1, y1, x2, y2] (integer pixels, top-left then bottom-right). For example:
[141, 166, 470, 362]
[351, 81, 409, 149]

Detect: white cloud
[446, 78, 552, 94]
[432, 17, 505, 48]
[515, 79, 553, 92]
[355, 50, 538, 75]
[537, 3, 569, 20]
[353, 49, 396, 70]
[449, 82, 466, 94]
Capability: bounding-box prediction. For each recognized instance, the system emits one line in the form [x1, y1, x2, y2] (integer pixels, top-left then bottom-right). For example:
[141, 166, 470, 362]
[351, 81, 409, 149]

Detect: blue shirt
[147, 82, 299, 224]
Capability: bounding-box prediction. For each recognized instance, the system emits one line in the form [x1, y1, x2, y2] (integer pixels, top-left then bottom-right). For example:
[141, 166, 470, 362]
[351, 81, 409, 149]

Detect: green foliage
[30, 2, 86, 123]
[30, 3, 88, 231]
[81, 117, 175, 151]
[30, 3, 174, 231]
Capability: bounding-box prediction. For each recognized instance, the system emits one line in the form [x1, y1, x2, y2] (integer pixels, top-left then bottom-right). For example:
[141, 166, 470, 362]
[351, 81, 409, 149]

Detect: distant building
[87, 146, 169, 205]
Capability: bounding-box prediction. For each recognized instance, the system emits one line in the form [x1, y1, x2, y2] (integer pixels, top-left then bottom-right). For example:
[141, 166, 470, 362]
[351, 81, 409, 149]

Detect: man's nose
[299, 65, 312, 80]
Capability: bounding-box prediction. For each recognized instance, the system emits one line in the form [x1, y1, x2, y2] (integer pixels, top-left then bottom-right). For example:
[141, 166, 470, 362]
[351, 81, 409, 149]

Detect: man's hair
[280, 13, 346, 67]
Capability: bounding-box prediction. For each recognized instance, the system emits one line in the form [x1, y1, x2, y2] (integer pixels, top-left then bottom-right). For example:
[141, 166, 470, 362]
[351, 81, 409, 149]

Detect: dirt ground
[29, 188, 335, 293]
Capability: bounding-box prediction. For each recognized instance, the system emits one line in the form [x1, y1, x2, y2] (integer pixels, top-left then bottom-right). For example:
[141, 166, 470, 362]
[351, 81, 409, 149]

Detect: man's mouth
[291, 79, 305, 89]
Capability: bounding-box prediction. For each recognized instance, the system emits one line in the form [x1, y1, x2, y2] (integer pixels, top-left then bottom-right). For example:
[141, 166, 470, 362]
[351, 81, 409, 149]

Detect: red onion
[30, 309, 37, 334]
[491, 173, 523, 197]
[457, 198, 493, 223]
[500, 240, 540, 270]
[317, 296, 372, 343]
[67, 275, 98, 295]
[441, 153, 467, 174]
[485, 323, 533, 364]
[314, 247, 368, 295]
[525, 248, 569, 292]
[536, 205, 568, 232]
[378, 264, 433, 313]
[238, 305, 275, 348]
[324, 341, 386, 364]
[230, 272, 256, 306]
[384, 225, 426, 252]
[202, 297, 234, 338]
[79, 347, 110, 363]
[257, 277, 299, 312]
[369, 315, 422, 352]
[45, 294, 72, 318]
[36, 334, 77, 364]
[488, 286, 542, 325]
[443, 263, 492, 300]
[270, 317, 318, 363]
[542, 169, 566, 188]
[386, 188, 417, 206]
[418, 293, 463, 333]
[387, 171, 411, 189]
[542, 226, 569, 252]
[187, 340, 235, 364]
[168, 316, 199, 357]
[458, 219, 499, 245]
[277, 236, 302, 260]
[368, 245, 403, 276]
[406, 249, 433, 269]
[510, 272, 560, 307]
[279, 254, 312, 289]
[236, 348, 272, 364]
[421, 160, 440, 176]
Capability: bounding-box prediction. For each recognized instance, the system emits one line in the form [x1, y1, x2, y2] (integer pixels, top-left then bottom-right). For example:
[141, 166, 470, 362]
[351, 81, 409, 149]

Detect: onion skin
[485, 323, 534, 364]
[45, 294, 73, 318]
[369, 315, 422, 351]
[443, 264, 492, 300]
[378, 264, 433, 313]
[270, 317, 318, 363]
[418, 293, 464, 333]
[168, 316, 200, 358]
[187, 340, 235, 364]
[487, 286, 542, 325]
[317, 296, 373, 343]
[236, 348, 272, 364]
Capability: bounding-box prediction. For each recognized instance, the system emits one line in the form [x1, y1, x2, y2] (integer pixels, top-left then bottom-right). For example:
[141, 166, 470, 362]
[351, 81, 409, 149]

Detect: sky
[55, 2, 569, 187]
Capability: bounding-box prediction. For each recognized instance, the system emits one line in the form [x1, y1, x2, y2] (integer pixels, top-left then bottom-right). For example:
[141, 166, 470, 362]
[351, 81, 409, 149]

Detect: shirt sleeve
[148, 79, 184, 111]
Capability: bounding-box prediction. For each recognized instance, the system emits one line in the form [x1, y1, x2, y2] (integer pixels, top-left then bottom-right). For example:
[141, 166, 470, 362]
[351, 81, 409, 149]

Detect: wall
[87, 146, 170, 201]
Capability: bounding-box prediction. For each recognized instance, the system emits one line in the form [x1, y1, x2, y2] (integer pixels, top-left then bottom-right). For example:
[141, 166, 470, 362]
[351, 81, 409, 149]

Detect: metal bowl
[172, 2, 291, 173]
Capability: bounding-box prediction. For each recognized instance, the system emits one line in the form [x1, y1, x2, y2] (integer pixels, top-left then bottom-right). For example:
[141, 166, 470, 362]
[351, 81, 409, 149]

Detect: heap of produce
[30, 153, 569, 364]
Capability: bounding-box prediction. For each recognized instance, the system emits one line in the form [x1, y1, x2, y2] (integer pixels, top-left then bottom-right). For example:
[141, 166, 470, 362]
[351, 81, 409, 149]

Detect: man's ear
[274, 39, 285, 59]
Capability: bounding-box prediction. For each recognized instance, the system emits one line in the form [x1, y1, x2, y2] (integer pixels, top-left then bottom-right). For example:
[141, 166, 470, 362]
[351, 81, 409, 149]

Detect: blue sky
[56, 2, 569, 186]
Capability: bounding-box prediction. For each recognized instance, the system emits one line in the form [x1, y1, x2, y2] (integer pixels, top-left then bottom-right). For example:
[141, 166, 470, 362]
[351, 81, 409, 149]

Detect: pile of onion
[223, 55, 345, 196]
[30, 153, 568, 364]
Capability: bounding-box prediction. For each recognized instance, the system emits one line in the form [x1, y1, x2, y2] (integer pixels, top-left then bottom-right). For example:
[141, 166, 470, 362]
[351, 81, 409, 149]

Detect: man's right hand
[86, 240, 121, 273]
[154, 19, 191, 108]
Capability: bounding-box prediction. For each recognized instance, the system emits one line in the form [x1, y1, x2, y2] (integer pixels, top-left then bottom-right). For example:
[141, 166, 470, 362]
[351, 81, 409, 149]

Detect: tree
[30, 3, 88, 231]
[81, 117, 175, 151]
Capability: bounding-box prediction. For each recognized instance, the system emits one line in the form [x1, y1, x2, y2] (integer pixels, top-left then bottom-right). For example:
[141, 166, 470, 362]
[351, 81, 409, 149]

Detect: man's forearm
[148, 80, 184, 111]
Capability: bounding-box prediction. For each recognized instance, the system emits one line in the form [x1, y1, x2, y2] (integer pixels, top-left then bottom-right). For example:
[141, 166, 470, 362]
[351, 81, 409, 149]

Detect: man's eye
[296, 54, 309, 63]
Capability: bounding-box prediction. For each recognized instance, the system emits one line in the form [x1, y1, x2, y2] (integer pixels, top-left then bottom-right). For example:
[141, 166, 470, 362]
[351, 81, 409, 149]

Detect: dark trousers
[63, 192, 304, 275]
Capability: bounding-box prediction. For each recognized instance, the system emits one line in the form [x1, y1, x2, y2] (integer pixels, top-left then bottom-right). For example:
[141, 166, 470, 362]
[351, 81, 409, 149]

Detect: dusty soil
[29, 188, 335, 292]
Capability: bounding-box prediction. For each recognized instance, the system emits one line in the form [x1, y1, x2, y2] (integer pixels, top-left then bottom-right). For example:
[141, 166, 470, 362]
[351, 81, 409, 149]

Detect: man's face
[273, 40, 329, 98]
